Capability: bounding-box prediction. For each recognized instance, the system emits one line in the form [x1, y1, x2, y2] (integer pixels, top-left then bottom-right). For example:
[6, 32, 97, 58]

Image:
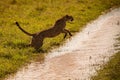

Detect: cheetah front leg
[64, 29, 72, 36]
[62, 29, 72, 39]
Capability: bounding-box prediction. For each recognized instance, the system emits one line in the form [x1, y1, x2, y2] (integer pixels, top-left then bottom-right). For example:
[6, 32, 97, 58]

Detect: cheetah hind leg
[34, 41, 43, 51]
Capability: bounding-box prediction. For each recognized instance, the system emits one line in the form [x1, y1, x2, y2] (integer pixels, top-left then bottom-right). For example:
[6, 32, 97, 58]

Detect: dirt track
[6, 8, 120, 80]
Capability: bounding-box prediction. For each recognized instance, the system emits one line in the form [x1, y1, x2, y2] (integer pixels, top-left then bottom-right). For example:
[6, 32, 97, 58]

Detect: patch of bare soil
[6, 8, 120, 80]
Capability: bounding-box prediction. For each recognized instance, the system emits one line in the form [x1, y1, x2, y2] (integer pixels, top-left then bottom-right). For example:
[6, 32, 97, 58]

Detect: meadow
[0, 0, 120, 79]
[92, 36, 120, 80]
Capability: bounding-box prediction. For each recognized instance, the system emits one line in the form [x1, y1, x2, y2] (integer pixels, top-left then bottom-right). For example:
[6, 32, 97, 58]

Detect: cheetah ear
[65, 15, 69, 17]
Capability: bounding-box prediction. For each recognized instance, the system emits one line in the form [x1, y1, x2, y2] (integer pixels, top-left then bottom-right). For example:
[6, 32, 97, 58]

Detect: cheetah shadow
[3, 41, 46, 53]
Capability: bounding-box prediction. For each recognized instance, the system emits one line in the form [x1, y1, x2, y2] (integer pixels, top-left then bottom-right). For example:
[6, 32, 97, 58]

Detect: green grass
[92, 36, 120, 80]
[92, 52, 120, 80]
[92, 40, 120, 80]
[0, 0, 120, 79]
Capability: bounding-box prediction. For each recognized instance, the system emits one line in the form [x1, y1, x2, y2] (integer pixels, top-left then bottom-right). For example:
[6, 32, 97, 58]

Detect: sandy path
[6, 8, 120, 80]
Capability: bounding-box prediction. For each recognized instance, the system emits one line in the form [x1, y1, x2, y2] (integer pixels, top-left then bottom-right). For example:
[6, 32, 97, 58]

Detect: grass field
[92, 36, 120, 80]
[0, 0, 120, 79]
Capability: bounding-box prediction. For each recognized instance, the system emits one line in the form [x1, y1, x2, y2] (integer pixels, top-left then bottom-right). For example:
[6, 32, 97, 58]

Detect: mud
[6, 8, 120, 80]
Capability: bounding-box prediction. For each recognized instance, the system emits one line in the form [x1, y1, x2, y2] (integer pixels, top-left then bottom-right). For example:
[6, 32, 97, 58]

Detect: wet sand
[6, 8, 120, 80]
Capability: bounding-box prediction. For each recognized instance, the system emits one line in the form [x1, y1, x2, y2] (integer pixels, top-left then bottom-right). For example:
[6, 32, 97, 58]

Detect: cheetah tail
[15, 22, 35, 36]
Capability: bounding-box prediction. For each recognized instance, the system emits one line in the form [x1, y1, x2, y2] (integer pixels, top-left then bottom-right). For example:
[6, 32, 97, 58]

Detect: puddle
[6, 8, 120, 80]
